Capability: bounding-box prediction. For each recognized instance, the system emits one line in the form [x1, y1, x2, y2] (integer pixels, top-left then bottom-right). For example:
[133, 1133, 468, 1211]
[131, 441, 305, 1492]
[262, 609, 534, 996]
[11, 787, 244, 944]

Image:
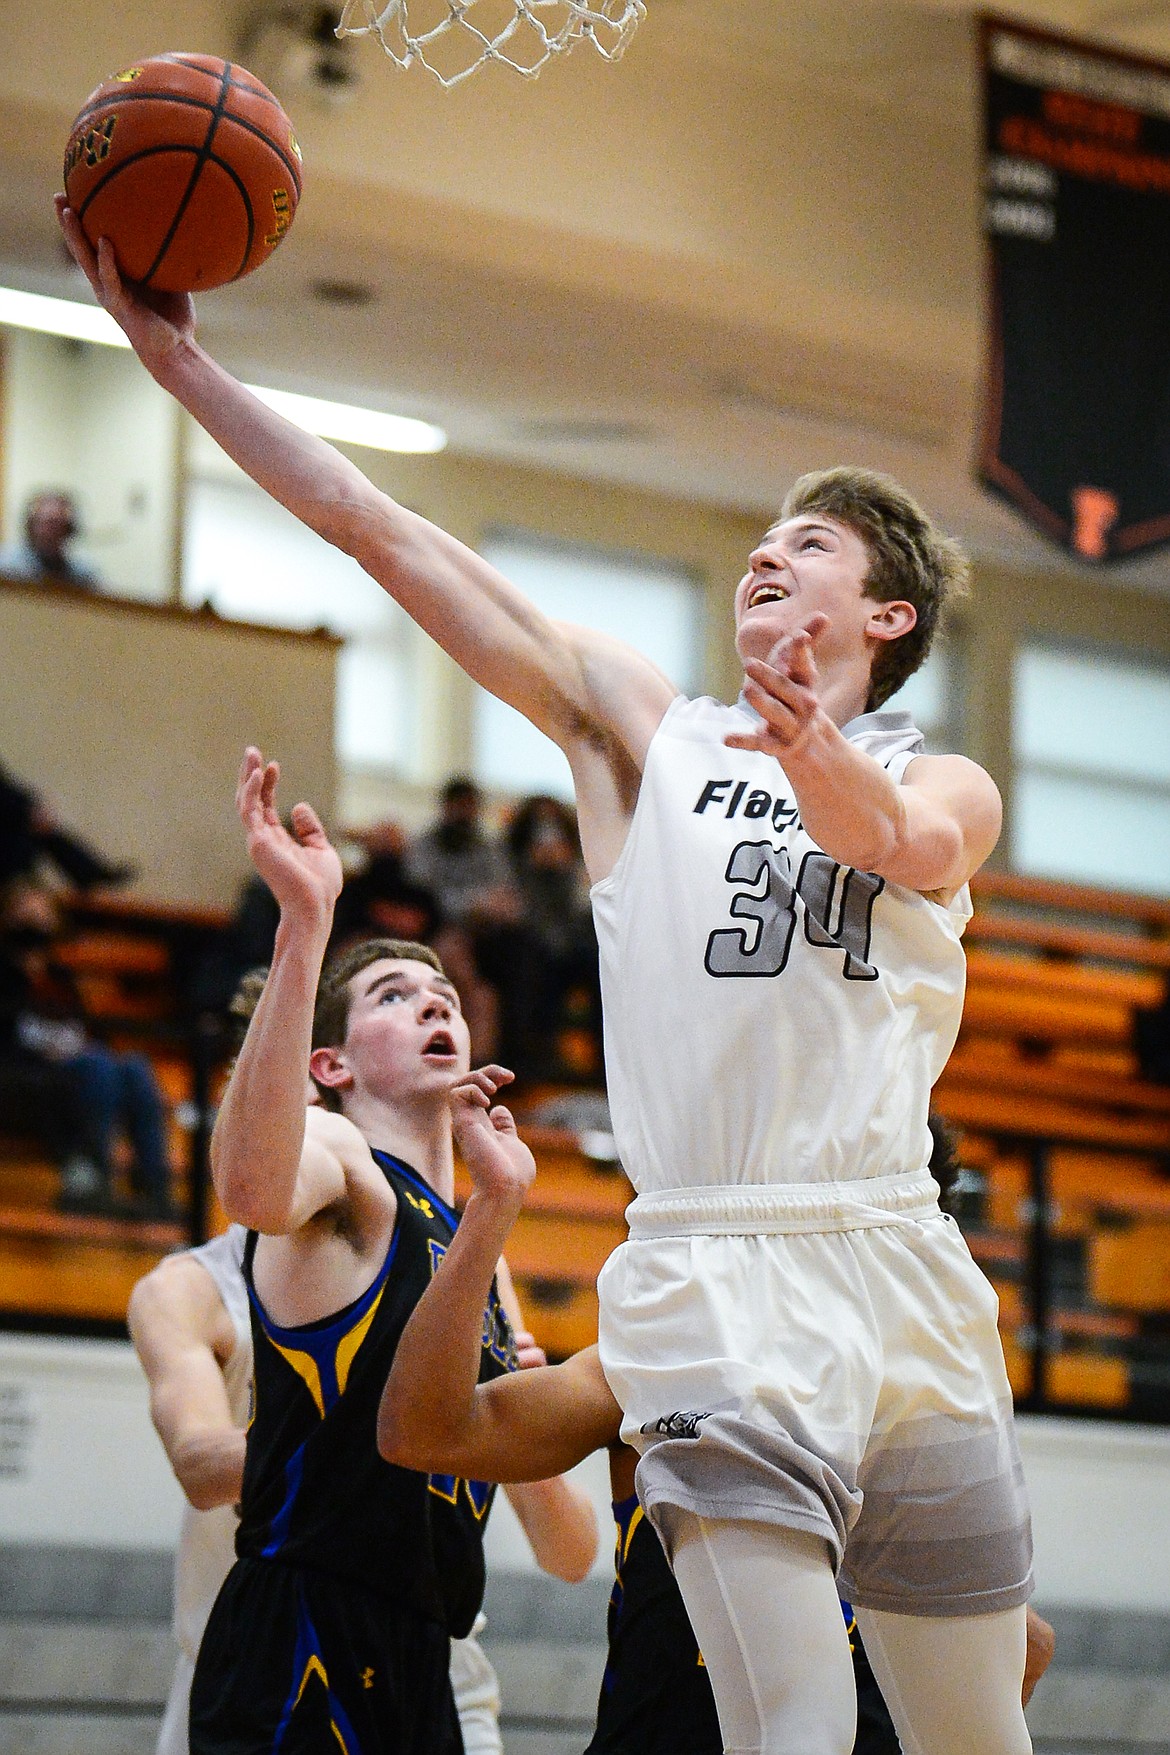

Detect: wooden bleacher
[936, 870, 1170, 1415]
[0, 892, 230, 1326]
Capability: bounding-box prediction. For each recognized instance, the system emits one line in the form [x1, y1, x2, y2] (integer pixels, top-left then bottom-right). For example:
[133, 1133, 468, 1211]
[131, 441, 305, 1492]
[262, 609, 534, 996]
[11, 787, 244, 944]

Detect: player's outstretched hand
[236, 746, 343, 929]
[55, 196, 195, 375]
[725, 612, 830, 761]
[450, 1066, 535, 1210]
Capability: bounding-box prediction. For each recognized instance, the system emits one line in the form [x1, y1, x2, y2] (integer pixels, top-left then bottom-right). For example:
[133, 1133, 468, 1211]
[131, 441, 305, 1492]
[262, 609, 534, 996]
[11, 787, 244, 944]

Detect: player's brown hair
[310, 938, 446, 1110]
[779, 466, 969, 708]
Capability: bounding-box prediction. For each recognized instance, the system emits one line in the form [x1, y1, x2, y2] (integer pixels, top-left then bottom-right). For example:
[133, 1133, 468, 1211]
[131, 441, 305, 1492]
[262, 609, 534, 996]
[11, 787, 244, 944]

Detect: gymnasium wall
[0, 582, 338, 907]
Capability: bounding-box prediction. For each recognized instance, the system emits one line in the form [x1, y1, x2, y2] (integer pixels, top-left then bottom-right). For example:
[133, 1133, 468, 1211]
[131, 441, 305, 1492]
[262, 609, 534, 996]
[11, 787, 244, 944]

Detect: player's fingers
[488, 1104, 517, 1134]
[259, 760, 280, 817]
[744, 663, 813, 717]
[236, 746, 261, 806]
[451, 1083, 492, 1111]
[452, 1066, 502, 1096]
[95, 237, 125, 309]
[238, 756, 266, 825]
[724, 732, 774, 755]
[742, 655, 797, 696]
[55, 200, 97, 281]
[785, 629, 821, 689]
[469, 1064, 514, 1091]
[290, 801, 328, 846]
[742, 677, 802, 730]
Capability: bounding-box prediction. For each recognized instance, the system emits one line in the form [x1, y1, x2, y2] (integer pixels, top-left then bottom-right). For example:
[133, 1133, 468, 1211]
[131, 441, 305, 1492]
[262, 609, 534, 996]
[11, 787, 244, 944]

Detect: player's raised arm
[377, 1071, 620, 1481]
[128, 1255, 245, 1512]
[211, 748, 353, 1232]
[56, 202, 675, 776]
[729, 620, 1001, 896]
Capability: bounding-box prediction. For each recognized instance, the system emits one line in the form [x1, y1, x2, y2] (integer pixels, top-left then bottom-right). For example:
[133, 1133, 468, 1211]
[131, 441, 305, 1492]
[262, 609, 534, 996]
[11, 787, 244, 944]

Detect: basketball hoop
[336, 0, 645, 86]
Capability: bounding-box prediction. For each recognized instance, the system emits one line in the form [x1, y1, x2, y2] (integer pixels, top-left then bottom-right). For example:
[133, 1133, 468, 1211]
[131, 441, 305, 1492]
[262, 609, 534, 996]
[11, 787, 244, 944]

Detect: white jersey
[170, 1226, 252, 1660]
[591, 698, 970, 1195]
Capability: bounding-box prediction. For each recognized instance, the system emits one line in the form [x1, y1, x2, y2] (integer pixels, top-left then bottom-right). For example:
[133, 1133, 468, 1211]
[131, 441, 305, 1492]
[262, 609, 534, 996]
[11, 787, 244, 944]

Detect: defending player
[129, 1224, 596, 1755]
[375, 1097, 1054, 1752]
[62, 206, 1032, 1754]
[176, 749, 593, 1753]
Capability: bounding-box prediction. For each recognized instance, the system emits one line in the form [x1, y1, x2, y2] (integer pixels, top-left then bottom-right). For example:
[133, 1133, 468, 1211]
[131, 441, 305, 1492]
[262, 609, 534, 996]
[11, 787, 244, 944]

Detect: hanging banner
[979, 15, 1170, 559]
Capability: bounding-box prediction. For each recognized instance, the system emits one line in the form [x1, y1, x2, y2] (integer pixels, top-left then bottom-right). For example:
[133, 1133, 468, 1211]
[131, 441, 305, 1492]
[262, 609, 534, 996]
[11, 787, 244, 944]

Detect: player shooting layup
[61, 205, 1034, 1755]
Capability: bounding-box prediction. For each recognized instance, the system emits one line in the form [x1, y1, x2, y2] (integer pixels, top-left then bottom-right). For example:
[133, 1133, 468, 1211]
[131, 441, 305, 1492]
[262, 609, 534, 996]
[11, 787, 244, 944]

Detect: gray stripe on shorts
[839, 1401, 1034, 1617]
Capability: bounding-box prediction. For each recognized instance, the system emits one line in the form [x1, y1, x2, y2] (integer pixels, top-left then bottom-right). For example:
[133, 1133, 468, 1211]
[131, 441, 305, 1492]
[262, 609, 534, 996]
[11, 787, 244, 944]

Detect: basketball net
[336, 0, 645, 86]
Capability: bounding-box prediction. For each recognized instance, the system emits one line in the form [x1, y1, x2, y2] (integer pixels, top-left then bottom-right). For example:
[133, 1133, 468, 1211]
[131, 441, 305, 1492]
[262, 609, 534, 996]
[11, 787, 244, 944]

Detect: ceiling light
[245, 385, 446, 453]
[0, 285, 131, 348]
[0, 289, 445, 455]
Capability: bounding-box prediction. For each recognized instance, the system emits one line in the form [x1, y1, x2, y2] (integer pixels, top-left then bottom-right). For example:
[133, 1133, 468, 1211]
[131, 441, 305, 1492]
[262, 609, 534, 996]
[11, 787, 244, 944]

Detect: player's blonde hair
[779, 467, 969, 708]
[310, 938, 446, 1111]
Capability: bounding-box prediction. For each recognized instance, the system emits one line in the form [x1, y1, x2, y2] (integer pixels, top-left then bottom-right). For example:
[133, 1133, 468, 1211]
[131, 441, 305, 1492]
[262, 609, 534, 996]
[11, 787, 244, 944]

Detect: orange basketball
[63, 53, 302, 294]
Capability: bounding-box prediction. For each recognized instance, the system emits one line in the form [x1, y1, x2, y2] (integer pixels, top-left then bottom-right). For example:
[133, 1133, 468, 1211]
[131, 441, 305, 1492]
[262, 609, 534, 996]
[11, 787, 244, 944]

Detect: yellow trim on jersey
[334, 1282, 386, 1397]
[270, 1340, 326, 1419]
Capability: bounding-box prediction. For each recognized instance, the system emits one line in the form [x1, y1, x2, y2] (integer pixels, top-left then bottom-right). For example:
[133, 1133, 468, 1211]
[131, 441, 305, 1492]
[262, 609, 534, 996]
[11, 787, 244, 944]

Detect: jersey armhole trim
[589, 693, 691, 907]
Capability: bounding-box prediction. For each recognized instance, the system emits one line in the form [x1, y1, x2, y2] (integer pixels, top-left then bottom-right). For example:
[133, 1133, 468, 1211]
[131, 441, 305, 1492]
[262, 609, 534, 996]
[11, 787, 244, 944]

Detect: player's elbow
[178, 1469, 233, 1513]
[377, 1388, 469, 1475]
[376, 1390, 428, 1469]
[544, 1535, 597, 1584]
[210, 1145, 289, 1234]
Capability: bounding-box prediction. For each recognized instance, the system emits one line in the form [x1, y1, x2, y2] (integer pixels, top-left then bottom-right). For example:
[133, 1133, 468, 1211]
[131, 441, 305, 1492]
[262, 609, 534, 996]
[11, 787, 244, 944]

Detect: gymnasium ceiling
[3, 0, 1170, 582]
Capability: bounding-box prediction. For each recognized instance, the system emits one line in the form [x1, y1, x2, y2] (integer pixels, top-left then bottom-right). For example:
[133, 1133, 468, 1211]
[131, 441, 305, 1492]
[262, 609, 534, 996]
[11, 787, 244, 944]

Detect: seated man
[0, 489, 101, 589]
[378, 1104, 1057, 1754]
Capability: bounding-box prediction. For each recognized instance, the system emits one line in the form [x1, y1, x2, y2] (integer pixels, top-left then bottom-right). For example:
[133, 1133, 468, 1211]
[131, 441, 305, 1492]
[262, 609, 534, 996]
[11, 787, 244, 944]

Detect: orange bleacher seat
[1047, 1352, 1130, 1409]
[1089, 1224, 1170, 1313]
[512, 1278, 599, 1358]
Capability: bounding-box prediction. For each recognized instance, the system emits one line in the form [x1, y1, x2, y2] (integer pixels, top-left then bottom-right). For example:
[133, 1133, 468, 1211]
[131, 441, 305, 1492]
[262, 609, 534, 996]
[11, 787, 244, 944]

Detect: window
[182, 457, 410, 771]
[1013, 645, 1170, 895]
[472, 533, 704, 798]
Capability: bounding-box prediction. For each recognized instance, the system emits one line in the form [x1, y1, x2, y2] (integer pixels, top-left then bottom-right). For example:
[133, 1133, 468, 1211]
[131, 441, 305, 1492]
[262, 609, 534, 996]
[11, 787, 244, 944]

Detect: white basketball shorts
[596, 1171, 1034, 1618]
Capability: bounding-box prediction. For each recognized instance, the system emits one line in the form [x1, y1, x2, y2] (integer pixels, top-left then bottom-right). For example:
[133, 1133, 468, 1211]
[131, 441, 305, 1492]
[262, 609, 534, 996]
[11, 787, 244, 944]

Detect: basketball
[62, 53, 302, 294]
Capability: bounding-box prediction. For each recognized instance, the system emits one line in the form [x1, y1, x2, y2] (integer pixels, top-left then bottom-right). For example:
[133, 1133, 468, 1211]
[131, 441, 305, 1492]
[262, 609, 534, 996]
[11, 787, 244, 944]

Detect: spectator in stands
[0, 489, 100, 590]
[0, 885, 103, 1211]
[404, 779, 522, 1062]
[0, 881, 178, 1219]
[341, 817, 504, 1065]
[403, 777, 515, 927]
[0, 759, 135, 891]
[504, 795, 600, 1076]
[336, 818, 441, 947]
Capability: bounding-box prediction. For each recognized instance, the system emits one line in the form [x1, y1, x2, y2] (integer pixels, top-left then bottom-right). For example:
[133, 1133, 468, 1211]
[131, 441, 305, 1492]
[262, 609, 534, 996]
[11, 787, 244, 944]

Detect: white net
[336, 0, 645, 86]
